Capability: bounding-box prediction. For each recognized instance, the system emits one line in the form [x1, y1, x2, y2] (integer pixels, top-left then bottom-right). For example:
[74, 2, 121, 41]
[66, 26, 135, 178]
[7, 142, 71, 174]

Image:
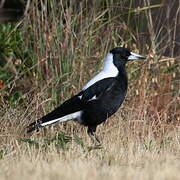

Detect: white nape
[82, 53, 118, 90]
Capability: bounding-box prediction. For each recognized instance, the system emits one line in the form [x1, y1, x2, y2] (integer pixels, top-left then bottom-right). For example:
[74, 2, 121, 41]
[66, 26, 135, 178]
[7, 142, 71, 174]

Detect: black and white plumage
[27, 47, 146, 142]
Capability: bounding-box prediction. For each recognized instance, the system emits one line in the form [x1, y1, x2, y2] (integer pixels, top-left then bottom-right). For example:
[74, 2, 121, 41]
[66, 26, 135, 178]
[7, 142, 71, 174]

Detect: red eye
[126, 51, 131, 57]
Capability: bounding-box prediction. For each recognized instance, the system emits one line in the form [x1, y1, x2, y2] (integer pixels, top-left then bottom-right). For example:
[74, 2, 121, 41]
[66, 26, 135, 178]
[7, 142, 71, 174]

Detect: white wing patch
[41, 111, 82, 126]
[78, 95, 82, 99]
[82, 53, 118, 90]
[88, 95, 97, 101]
[78, 94, 97, 101]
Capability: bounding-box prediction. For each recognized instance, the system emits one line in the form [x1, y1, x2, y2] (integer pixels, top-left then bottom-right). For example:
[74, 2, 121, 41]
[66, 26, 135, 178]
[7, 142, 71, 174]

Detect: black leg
[87, 126, 101, 144]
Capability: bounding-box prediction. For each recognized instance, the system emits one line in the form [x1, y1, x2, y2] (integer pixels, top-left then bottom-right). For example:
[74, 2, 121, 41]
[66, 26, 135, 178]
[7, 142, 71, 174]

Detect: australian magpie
[27, 47, 146, 142]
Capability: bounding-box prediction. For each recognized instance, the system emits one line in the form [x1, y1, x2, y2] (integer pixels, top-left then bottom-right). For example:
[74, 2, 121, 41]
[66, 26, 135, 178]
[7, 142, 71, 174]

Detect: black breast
[80, 73, 128, 127]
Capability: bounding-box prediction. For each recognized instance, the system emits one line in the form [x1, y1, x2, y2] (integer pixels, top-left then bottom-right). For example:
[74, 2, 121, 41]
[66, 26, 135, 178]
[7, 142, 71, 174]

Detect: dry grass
[0, 103, 180, 180]
[0, 0, 179, 179]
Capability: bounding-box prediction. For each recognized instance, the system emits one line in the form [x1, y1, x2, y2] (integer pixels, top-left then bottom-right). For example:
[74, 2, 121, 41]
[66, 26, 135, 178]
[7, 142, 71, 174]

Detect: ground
[0, 111, 180, 180]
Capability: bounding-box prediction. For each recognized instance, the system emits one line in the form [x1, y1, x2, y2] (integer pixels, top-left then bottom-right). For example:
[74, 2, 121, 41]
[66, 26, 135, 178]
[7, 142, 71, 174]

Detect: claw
[87, 126, 101, 144]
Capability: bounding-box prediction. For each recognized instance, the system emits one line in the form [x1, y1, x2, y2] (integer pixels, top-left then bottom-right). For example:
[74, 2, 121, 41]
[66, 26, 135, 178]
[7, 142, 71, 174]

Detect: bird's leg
[87, 126, 101, 144]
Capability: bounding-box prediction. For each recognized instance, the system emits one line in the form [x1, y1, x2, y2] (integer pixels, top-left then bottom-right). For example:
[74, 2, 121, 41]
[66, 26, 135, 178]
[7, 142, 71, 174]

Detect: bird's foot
[88, 131, 101, 145]
[87, 126, 101, 145]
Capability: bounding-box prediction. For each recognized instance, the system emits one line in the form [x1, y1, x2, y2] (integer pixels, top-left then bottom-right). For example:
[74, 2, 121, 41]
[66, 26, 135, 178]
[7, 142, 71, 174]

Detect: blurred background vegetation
[0, 0, 179, 132]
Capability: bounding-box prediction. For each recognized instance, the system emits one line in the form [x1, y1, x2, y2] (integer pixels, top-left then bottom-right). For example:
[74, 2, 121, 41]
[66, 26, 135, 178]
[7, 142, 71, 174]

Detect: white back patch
[82, 53, 118, 90]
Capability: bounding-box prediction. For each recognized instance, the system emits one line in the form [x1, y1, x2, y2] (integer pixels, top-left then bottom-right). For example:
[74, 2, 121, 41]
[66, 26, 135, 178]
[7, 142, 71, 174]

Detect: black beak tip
[140, 56, 146, 60]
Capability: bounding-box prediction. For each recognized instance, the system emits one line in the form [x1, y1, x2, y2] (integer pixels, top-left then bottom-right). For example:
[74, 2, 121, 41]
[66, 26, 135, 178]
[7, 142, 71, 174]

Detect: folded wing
[27, 77, 115, 133]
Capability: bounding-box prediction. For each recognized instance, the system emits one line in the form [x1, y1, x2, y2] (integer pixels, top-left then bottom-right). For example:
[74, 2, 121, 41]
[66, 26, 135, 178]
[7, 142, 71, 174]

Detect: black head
[110, 47, 146, 63]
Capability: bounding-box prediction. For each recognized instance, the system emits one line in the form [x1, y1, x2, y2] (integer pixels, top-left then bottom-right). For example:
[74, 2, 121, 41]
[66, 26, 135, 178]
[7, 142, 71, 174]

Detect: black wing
[27, 77, 115, 133]
[78, 77, 115, 102]
[27, 95, 83, 133]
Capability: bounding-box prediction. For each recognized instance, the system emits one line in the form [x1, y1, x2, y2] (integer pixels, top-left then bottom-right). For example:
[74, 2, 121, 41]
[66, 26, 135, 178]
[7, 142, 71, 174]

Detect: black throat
[113, 54, 127, 75]
[113, 54, 128, 88]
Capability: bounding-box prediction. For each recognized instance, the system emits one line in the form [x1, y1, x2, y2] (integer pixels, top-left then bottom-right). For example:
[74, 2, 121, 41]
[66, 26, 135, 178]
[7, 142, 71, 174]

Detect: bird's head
[103, 47, 146, 73]
[110, 47, 146, 64]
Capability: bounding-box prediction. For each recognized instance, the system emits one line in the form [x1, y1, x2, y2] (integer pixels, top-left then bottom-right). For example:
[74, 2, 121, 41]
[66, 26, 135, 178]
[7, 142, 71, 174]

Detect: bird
[27, 47, 146, 142]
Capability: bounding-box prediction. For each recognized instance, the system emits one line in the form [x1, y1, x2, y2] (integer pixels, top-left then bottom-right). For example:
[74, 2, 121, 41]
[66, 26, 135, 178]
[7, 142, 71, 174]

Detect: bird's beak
[128, 52, 146, 60]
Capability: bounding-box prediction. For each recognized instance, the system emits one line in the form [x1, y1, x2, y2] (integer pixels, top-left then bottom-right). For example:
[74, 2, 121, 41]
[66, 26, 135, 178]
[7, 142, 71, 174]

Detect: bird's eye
[120, 52, 127, 57]
[122, 53, 126, 57]
[125, 51, 131, 57]
[121, 50, 130, 57]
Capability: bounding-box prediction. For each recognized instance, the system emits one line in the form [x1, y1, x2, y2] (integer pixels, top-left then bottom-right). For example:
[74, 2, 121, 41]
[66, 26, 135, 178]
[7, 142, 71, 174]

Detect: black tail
[26, 95, 83, 133]
[26, 119, 42, 133]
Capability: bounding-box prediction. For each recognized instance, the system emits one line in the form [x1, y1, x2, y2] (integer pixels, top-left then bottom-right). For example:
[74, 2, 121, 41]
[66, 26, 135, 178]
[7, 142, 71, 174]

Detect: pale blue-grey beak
[128, 52, 146, 60]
